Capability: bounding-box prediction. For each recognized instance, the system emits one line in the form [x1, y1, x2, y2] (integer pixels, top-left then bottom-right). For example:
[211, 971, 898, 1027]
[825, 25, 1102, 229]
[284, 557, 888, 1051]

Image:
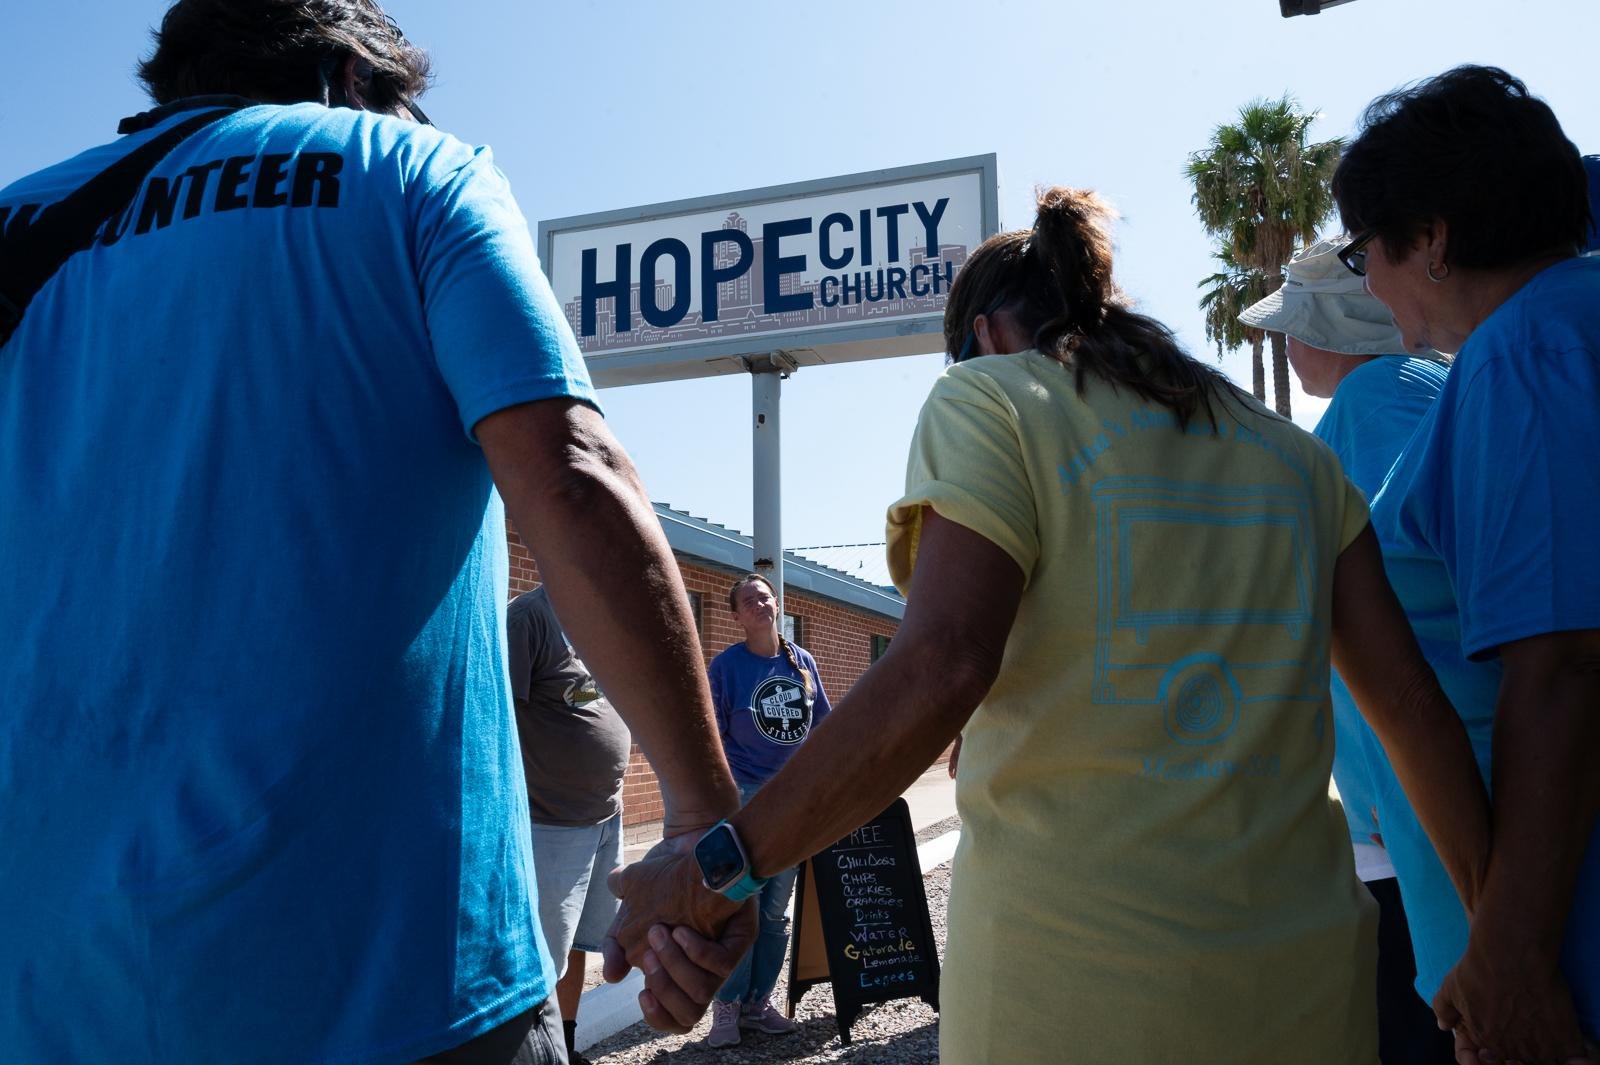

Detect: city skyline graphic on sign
[560, 210, 971, 356]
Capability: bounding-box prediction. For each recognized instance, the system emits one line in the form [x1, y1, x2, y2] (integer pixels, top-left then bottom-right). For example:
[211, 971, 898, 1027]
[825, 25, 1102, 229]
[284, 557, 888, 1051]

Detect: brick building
[508, 504, 906, 844]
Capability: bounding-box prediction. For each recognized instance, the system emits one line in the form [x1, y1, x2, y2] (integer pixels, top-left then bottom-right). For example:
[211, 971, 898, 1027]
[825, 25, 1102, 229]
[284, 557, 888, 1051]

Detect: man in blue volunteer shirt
[1240, 237, 1454, 1064]
[0, 2, 748, 1062]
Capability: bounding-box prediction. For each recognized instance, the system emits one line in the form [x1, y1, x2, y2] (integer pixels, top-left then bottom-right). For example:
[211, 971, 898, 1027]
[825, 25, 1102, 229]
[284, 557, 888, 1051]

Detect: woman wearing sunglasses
[606, 184, 1494, 1063]
[1332, 65, 1600, 1065]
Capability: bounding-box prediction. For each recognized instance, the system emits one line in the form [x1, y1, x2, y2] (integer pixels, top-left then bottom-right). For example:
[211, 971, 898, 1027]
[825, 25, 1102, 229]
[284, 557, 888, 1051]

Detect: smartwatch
[693, 820, 769, 902]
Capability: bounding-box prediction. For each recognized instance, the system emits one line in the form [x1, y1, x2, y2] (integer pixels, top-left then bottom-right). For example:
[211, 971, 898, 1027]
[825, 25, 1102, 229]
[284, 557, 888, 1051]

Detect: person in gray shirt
[508, 586, 634, 1065]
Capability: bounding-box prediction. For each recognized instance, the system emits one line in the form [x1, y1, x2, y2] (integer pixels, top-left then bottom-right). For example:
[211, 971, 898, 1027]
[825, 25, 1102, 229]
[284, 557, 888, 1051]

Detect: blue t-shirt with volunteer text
[709, 642, 832, 786]
[0, 101, 596, 1063]
[1368, 256, 1600, 1034]
[1311, 357, 1447, 857]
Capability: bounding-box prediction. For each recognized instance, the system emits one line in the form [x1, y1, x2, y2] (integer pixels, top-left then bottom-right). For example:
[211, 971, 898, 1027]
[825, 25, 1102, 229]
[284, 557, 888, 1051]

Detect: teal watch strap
[695, 819, 770, 902]
[721, 864, 768, 903]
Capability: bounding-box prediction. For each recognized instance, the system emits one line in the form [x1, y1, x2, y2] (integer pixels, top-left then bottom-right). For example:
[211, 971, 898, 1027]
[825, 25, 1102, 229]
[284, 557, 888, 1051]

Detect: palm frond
[1185, 93, 1344, 276]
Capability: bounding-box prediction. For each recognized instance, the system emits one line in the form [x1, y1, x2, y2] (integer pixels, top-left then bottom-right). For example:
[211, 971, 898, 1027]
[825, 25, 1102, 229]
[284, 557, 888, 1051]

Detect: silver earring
[1427, 261, 1449, 283]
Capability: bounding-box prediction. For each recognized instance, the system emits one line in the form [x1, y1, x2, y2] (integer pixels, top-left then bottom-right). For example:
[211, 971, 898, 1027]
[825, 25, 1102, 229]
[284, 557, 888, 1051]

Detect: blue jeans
[713, 781, 799, 1005]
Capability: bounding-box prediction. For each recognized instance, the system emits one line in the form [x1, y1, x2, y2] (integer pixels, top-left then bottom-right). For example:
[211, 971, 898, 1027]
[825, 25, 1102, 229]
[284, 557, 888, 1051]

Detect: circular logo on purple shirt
[749, 675, 812, 745]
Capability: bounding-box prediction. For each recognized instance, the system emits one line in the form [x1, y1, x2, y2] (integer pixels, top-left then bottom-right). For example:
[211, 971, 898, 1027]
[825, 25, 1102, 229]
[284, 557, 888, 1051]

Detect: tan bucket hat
[1239, 236, 1407, 355]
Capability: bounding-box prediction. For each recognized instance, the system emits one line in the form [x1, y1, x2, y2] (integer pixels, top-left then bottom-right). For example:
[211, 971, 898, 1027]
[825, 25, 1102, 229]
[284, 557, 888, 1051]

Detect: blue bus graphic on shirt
[1089, 478, 1326, 745]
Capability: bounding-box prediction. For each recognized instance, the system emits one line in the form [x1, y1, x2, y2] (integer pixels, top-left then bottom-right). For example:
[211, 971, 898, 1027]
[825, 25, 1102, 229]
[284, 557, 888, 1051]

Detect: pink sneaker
[705, 999, 742, 1048]
[740, 996, 799, 1035]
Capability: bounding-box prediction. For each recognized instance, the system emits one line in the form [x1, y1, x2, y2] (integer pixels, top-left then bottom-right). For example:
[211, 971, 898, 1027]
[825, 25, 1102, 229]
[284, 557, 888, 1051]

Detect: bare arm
[1434, 629, 1600, 1064]
[734, 509, 1021, 874]
[1329, 524, 1491, 911]
[604, 509, 1023, 963]
[477, 398, 740, 835]
[1476, 629, 1600, 971]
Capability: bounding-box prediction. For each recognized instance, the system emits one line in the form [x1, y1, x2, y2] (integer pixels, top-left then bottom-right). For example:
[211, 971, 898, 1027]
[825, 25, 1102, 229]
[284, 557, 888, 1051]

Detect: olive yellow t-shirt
[887, 352, 1377, 1064]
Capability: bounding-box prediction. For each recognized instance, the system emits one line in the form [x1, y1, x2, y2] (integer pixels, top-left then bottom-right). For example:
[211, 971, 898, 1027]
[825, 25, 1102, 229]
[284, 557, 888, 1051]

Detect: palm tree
[1187, 96, 1343, 418]
[1197, 248, 1270, 402]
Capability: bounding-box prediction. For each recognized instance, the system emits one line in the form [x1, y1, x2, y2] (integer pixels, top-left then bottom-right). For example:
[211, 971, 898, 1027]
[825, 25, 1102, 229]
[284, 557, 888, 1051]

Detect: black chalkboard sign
[786, 798, 940, 1044]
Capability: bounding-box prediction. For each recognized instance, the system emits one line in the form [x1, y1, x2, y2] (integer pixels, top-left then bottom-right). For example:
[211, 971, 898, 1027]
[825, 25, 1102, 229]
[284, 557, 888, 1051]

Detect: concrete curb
[915, 829, 960, 872]
[574, 971, 645, 1053]
[574, 828, 961, 1052]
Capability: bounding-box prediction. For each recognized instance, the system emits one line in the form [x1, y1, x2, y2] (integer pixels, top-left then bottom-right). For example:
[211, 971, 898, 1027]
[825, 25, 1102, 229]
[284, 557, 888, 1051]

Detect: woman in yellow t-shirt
[604, 188, 1493, 1064]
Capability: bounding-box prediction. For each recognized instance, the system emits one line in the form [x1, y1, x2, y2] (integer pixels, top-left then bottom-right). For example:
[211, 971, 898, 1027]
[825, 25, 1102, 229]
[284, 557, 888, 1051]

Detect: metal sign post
[746, 353, 794, 614]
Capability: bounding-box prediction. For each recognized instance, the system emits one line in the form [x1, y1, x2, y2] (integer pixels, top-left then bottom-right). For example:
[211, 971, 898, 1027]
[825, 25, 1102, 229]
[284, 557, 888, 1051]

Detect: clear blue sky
[5, 1, 1596, 551]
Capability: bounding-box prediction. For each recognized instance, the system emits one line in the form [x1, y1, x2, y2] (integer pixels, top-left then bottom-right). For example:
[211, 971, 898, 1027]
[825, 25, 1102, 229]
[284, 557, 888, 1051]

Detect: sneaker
[705, 1000, 742, 1048]
[739, 996, 800, 1035]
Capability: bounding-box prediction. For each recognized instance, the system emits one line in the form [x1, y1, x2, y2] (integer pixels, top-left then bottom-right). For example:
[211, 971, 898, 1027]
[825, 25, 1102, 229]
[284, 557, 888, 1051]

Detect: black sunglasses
[1337, 228, 1377, 277]
[400, 95, 432, 126]
[318, 55, 432, 127]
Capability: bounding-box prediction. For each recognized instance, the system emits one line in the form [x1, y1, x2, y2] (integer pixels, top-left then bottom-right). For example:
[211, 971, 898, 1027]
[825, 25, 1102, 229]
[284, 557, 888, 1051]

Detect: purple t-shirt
[709, 642, 832, 786]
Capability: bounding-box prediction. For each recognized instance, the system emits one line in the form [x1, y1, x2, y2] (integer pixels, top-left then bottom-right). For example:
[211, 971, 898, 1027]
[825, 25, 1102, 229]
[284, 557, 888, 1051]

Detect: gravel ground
[912, 816, 959, 847]
[585, 836, 956, 1064]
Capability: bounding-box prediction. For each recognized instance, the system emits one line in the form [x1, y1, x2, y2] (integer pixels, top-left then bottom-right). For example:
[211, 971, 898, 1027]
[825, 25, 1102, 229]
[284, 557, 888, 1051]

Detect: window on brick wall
[782, 613, 804, 645]
[871, 634, 891, 662]
[687, 591, 703, 634]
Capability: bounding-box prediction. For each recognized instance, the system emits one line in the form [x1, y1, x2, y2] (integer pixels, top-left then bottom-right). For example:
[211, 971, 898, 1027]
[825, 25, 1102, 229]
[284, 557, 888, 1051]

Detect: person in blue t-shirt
[703, 574, 833, 1049]
[0, 3, 749, 1063]
[1334, 64, 1600, 1065]
[1585, 155, 1600, 256]
[1241, 234, 1454, 1064]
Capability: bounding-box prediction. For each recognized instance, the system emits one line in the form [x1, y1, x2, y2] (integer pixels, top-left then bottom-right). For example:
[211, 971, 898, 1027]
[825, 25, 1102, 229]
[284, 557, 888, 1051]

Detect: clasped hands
[1432, 931, 1596, 1065]
[600, 832, 757, 1034]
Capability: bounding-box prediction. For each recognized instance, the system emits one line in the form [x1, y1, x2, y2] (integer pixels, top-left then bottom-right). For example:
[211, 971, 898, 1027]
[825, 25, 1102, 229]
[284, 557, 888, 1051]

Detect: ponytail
[945, 186, 1247, 432]
[779, 635, 815, 699]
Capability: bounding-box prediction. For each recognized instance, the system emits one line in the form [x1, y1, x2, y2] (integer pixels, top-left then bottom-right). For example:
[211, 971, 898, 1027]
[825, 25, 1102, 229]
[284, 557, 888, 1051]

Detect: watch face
[694, 823, 746, 891]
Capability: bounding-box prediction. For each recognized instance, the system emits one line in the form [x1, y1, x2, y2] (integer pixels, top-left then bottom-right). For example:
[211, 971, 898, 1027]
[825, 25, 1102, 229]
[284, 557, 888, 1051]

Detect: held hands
[603, 837, 742, 975]
[1433, 934, 1596, 1065]
[614, 910, 757, 1034]
[602, 838, 754, 1033]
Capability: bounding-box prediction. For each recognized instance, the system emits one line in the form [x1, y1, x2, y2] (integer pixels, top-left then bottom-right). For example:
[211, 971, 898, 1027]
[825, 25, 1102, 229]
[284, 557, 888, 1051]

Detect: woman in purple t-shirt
[703, 574, 832, 1049]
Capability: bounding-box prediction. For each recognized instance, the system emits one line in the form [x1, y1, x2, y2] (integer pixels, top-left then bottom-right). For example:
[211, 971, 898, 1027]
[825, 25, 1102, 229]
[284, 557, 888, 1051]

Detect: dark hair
[137, 0, 432, 112]
[727, 574, 814, 699]
[945, 186, 1243, 432]
[1333, 65, 1590, 270]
